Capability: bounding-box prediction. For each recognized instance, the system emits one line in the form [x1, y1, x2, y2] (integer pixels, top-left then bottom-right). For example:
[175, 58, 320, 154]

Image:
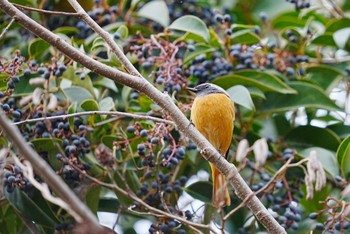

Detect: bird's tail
[209, 163, 231, 208]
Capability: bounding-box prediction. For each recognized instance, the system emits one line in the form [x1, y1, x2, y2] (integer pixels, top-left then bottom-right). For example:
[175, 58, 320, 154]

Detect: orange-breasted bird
[188, 83, 234, 208]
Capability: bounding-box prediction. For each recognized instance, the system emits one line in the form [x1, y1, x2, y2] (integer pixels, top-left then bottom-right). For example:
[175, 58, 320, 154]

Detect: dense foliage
[1, 0, 350, 233]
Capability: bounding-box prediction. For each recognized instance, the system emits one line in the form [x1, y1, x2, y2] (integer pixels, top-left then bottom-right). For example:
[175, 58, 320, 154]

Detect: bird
[187, 83, 234, 208]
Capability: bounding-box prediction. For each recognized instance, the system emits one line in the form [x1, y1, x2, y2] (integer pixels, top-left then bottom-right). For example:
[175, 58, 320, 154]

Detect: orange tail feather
[210, 163, 231, 208]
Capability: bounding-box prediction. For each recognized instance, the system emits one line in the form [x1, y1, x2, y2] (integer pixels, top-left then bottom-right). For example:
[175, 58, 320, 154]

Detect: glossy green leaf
[183, 44, 215, 64]
[116, 25, 129, 39]
[311, 33, 337, 47]
[99, 197, 120, 212]
[271, 11, 307, 29]
[285, 126, 340, 151]
[300, 147, 339, 177]
[230, 30, 260, 45]
[92, 37, 106, 52]
[61, 66, 95, 97]
[102, 135, 118, 149]
[138, 0, 170, 27]
[31, 138, 62, 170]
[53, 26, 79, 34]
[325, 18, 350, 32]
[86, 185, 101, 214]
[81, 99, 99, 111]
[227, 85, 255, 110]
[328, 123, 350, 139]
[184, 181, 212, 203]
[262, 81, 341, 113]
[248, 87, 266, 99]
[99, 97, 115, 111]
[94, 77, 118, 93]
[63, 86, 94, 105]
[28, 38, 50, 59]
[168, 15, 210, 42]
[212, 70, 296, 94]
[306, 65, 343, 91]
[336, 135, 350, 179]
[5, 188, 56, 227]
[12, 74, 36, 96]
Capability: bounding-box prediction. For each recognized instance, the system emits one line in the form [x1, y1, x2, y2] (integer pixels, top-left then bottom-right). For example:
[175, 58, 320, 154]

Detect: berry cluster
[4, 165, 33, 194]
[0, 50, 25, 97]
[130, 36, 188, 93]
[0, 97, 22, 122]
[285, 0, 311, 10]
[30, 58, 67, 80]
[168, 0, 216, 26]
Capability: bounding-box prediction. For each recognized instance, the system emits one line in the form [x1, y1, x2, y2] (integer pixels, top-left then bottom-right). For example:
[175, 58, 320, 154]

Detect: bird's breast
[190, 93, 234, 154]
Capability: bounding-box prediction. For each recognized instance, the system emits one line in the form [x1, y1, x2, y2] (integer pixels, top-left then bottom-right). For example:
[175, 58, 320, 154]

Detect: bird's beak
[186, 87, 198, 93]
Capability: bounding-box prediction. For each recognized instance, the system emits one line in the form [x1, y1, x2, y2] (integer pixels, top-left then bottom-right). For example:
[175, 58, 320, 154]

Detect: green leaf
[86, 185, 101, 214]
[183, 44, 215, 65]
[212, 70, 296, 94]
[168, 15, 210, 42]
[81, 99, 99, 111]
[227, 85, 255, 110]
[329, 123, 350, 139]
[99, 197, 120, 212]
[336, 136, 350, 179]
[31, 138, 62, 170]
[285, 126, 340, 151]
[94, 77, 118, 93]
[300, 147, 339, 177]
[28, 38, 50, 59]
[116, 25, 129, 39]
[5, 188, 56, 227]
[311, 33, 337, 47]
[271, 11, 307, 29]
[137, 0, 170, 27]
[184, 181, 212, 203]
[230, 30, 260, 45]
[102, 135, 118, 149]
[306, 65, 343, 91]
[53, 26, 79, 34]
[248, 87, 266, 99]
[12, 74, 36, 96]
[262, 81, 341, 113]
[99, 97, 115, 111]
[61, 66, 95, 98]
[62, 86, 94, 105]
[325, 18, 350, 33]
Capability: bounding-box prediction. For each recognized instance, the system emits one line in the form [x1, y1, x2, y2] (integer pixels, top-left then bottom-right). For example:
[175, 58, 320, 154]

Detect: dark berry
[7, 81, 15, 89]
[2, 103, 10, 111]
[150, 137, 159, 144]
[137, 143, 146, 151]
[140, 129, 148, 137]
[126, 125, 135, 133]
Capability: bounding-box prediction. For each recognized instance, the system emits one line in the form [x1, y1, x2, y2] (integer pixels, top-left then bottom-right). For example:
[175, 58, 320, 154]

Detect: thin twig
[67, 0, 142, 77]
[13, 110, 175, 126]
[71, 162, 213, 233]
[0, 18, 14, 40]
[13, 3, 80, 16]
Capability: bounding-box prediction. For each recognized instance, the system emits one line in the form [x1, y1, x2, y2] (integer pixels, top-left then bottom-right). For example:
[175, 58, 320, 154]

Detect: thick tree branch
[0, 110, 102, 230]
[0, 1, 285, 233]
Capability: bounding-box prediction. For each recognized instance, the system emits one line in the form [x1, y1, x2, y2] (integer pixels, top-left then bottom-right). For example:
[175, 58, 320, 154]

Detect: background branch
[0, 1, 285, 233]
[0, 110, 103, 230]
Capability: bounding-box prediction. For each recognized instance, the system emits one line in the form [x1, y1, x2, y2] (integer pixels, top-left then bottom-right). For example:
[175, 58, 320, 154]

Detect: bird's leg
[188, 119, 195, 128]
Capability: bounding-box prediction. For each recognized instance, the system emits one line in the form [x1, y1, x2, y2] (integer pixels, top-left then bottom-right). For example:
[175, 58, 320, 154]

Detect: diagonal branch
[0, 110, 102, 230]
[0, 1, 285, 233]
